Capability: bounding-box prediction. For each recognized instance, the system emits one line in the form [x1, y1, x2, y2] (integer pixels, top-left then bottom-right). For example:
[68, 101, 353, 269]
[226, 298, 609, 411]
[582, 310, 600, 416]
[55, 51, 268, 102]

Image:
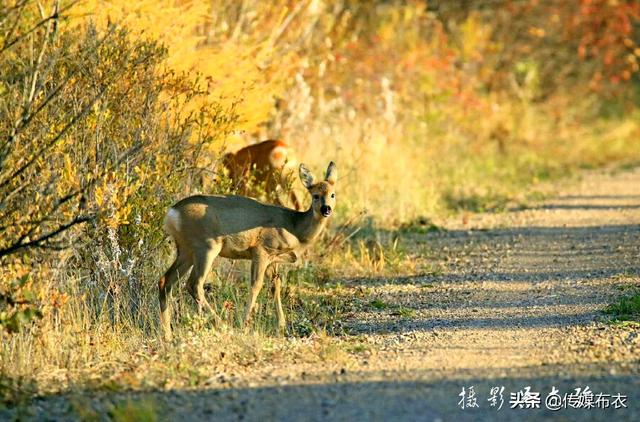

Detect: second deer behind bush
[221, 140, 302, 210]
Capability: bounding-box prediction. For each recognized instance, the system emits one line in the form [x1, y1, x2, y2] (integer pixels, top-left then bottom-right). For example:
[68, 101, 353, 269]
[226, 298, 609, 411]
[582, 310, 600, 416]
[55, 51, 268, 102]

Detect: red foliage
[565, 0, 639, 90]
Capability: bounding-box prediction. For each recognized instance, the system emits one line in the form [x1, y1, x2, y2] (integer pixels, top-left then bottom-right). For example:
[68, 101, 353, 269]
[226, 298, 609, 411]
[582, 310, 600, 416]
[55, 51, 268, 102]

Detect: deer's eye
[313, 194, 320, 201]
[331, 193, 335, 198]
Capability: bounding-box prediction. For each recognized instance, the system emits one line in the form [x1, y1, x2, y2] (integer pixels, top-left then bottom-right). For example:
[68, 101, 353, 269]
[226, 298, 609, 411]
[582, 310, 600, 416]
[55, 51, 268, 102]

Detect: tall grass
[1, 226, 364, 398]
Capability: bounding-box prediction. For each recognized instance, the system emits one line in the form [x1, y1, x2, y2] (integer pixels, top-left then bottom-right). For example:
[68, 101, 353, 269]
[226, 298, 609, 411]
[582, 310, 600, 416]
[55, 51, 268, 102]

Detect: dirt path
[9, 168, 640, 421]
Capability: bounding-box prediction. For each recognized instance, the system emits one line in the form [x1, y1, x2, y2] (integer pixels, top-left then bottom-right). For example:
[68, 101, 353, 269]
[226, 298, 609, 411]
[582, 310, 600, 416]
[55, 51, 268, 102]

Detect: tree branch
[0, 83, 108, 189]
[0, 0, 76, 54]
[0, 215, 92, 258]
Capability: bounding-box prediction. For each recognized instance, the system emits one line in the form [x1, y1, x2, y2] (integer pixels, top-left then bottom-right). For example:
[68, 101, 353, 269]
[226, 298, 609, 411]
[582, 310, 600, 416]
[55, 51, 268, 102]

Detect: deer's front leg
[244, 249, 269, 327]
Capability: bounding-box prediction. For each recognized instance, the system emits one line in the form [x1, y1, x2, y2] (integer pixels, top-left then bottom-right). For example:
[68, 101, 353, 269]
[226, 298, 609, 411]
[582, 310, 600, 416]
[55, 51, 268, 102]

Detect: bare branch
[0, 83, 108, 189]
[0, 215, 91, 258]
[0, 1, 29, 46]
[0, 26, 117, 169]
[0, 0, 75, 54]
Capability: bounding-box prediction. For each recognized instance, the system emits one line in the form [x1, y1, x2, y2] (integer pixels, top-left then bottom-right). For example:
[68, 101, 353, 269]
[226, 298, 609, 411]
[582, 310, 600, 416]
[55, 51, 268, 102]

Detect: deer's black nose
[320, 205, 332, 217]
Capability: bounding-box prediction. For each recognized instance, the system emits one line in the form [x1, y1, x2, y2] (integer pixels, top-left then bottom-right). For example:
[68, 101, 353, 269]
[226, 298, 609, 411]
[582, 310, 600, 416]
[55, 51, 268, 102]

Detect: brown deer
[159, 161, 337, 340]
[221, 140, 302, 210]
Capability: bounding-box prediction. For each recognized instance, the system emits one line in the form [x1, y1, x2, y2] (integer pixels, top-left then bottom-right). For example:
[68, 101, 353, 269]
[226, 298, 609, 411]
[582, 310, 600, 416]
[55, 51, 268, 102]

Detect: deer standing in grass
[221, 140, 302, 211]
[159, 161, 337, 340]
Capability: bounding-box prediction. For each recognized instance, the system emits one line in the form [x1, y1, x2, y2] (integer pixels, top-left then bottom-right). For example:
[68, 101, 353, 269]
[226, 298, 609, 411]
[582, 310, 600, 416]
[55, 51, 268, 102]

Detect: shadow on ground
[555, 195, 640, 201]
[531, 204, 640, 211]
[7, 363, 638, 422]
[345, 311, 604, 333]
[340, 224, 639, 334]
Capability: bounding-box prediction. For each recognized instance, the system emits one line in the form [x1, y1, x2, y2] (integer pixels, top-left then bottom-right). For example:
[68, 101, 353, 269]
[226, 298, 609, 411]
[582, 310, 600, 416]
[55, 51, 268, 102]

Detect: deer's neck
[290, 208, 328, 245]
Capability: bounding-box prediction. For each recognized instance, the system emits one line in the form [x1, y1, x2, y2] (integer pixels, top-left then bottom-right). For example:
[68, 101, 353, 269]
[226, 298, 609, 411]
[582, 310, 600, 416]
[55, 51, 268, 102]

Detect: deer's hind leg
[159, 250, 193, 341]
[187, 241, 222, 319]
[244, 249, 269, 328]
[271, 266, 286, 334]
[265, 264, 286, 334]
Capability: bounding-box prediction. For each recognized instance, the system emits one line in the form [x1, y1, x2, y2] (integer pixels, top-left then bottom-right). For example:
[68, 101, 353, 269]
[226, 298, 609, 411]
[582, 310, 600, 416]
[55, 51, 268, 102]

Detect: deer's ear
[299, 164, 315, 189]
[325, 161, 337, 185]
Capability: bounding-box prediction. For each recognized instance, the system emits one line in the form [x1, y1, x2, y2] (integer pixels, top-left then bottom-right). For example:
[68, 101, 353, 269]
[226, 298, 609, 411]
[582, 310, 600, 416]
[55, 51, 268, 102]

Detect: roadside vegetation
[605, 281, 640, 327]
[1, 0, 639, 405]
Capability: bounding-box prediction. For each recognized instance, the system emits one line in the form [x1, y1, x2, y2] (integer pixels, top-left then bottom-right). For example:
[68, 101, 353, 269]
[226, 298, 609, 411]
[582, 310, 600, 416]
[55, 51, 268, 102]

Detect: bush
[0, 3, 237, 332]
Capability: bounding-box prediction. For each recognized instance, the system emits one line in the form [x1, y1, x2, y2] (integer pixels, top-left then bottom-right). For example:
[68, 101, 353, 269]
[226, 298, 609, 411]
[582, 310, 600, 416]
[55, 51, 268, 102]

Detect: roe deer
[159, 161, 337, 340]
[221, 140, 302, 210]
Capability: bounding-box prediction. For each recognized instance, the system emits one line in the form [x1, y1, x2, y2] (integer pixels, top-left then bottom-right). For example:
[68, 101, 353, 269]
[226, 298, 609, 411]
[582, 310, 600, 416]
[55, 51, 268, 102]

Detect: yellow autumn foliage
[70, 0, 302, 145]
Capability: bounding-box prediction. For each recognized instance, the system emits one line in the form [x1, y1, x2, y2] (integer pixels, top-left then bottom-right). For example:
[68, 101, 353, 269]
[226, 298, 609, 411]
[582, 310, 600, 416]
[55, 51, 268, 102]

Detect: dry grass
[0, 231, 383, 400]
[0, 218, 432, 402]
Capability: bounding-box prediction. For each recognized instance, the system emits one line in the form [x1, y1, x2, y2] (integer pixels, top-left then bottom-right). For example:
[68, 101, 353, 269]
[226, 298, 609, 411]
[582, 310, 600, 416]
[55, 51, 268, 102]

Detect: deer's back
[166, 195, 301, 258]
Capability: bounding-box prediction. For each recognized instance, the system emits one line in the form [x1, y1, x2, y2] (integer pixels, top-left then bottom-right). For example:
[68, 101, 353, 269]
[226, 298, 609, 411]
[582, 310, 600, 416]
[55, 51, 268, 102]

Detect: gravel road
[6, 168, 640, 421]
